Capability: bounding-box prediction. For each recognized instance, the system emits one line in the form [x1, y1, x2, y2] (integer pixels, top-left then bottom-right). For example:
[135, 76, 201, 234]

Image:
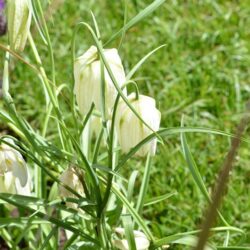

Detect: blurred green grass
[1, 0, 250, 247]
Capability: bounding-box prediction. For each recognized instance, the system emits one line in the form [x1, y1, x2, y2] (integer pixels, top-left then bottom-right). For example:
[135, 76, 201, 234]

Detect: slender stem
[28, 32, 67, 150]
[28, 33, 58, 109]
[35, 0, 56, 89]
[136, 153, 152, 214]
[2, 49, 10, 95]
[97, 217, 108, 249]
[100, 81, 139, 214]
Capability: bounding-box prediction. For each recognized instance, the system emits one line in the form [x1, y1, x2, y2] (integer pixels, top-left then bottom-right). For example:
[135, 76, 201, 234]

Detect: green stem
[35, 0, 56, 89]
[97, 218, 107, 249]
[28, 32, 58, 109]
[28, 32, 66, 150]
[136, 153, 152, 214]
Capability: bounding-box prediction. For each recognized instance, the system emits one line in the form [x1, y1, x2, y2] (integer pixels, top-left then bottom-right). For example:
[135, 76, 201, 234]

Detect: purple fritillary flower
[0, 0, 5, 10]
[0, 0, 6, 36]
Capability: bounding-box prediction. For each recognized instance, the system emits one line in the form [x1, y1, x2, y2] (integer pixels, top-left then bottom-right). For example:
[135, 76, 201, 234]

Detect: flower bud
[74, 46, 126, 116]
[0, 138, 32, 196]
[113, 227, 150, 250]
[7, 0, 32, 51]
[59, 167, 84, 209]
[115, 94, 161, 157]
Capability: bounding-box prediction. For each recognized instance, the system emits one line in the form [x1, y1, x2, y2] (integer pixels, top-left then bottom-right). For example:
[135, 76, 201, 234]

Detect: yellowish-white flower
[74, 45, 126, 116]
[115, 94, 161, 157]
[0, 138, 28, 187]
[7, 0, 32, 51]
[0, 138, 32, 197]
[59, 167, 84, 209]
[113, 227, 150, 250]
[0, 170, 32, 196]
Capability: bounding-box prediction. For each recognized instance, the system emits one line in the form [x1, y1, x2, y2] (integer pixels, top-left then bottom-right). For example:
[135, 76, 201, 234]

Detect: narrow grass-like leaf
[144, 191, 177, 207]
[0, 194, 99, 245]
[105, 0, 166, 45]
[123, 214, 137, 250]
[172, 235, 215, 250]
[111, 183, 154, 241]
[40, 226, 58, 250]
[127, 170, 139, 202]
[217, 247, 250, 250]
[0, 43, 39, 73]
[180, 130, 230, 226]
[0, 218, 51, 228]
[62, 234, 78, 250]
[92, 164, 127, 181]
[151, 227, 244, 249]
[126, 45, 166, 80]
[118, 0, 128, 50]
[30, 0, 47, 44]
[136, 154, 152, 214]
[115, 126, 250, 172]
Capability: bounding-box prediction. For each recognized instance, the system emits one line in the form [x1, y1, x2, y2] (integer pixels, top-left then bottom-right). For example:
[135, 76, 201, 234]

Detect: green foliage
[0, 0, 250, 249]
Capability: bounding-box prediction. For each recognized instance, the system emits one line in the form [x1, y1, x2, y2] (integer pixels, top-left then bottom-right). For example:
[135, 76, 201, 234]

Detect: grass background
[1, 0, 250, 248]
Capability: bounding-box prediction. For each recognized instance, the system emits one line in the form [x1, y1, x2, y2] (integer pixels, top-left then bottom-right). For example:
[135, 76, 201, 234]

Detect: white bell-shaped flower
[74, 45, 126, 116]
[115, 94, 161, 157]
[7, 0, 32, 51]
[0, 138, 32, 199]
[59, 167, 84, 209]
[113, 227, 150, 250]
[0, 170, 32, 196]
[0, 138, 28, 187]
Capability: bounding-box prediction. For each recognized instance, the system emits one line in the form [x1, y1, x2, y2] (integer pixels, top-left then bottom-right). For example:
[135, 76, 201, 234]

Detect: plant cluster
[0, 0, 248, 250]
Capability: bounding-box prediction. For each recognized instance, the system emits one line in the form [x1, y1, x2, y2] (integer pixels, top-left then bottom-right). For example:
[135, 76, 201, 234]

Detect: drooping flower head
[115, 94, 161, 157]
[59, 167, 85, 209]
[0, 138, 32, 196]
[74, 45, 126, 117]
[7, 0, 32, 51]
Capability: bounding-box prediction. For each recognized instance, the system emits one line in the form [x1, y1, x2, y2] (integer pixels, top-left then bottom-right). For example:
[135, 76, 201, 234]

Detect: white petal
[15, 168, 32, 195]
[11, 159, 28, 187]
[115, 94, 161, 157]
[113, 228, 150, 250]
[74, 46, 98, 115]
[1, 172, 16, 194]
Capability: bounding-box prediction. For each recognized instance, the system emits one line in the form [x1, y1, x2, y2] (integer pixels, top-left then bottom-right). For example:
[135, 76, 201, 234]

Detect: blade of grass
[111, 182, 154, 241]
[180, 130, 229, 226]
[126, 45, 166, 80]
[144, 191, 177, 207]
[115, 126, 250, 172]
[104, 0, 166, 45]
[127, 170, 139, 202]
[0, 193, 99, 245]
[136, 154, 152, 214]
[151, 227, 245, 249]
[123, 214, 137, 250]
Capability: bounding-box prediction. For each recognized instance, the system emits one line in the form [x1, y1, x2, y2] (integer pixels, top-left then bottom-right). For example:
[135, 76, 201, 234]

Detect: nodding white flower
[0, 138, 28, 187]
[113, 227, 150, 250]
[0, 138, 32, 197]
[0, 170, 32, 196]
[7, 0, 32, 51]
[115, 94, 161, 157]
[59, 167, 84, 209]
[74, 45, 126, 116]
